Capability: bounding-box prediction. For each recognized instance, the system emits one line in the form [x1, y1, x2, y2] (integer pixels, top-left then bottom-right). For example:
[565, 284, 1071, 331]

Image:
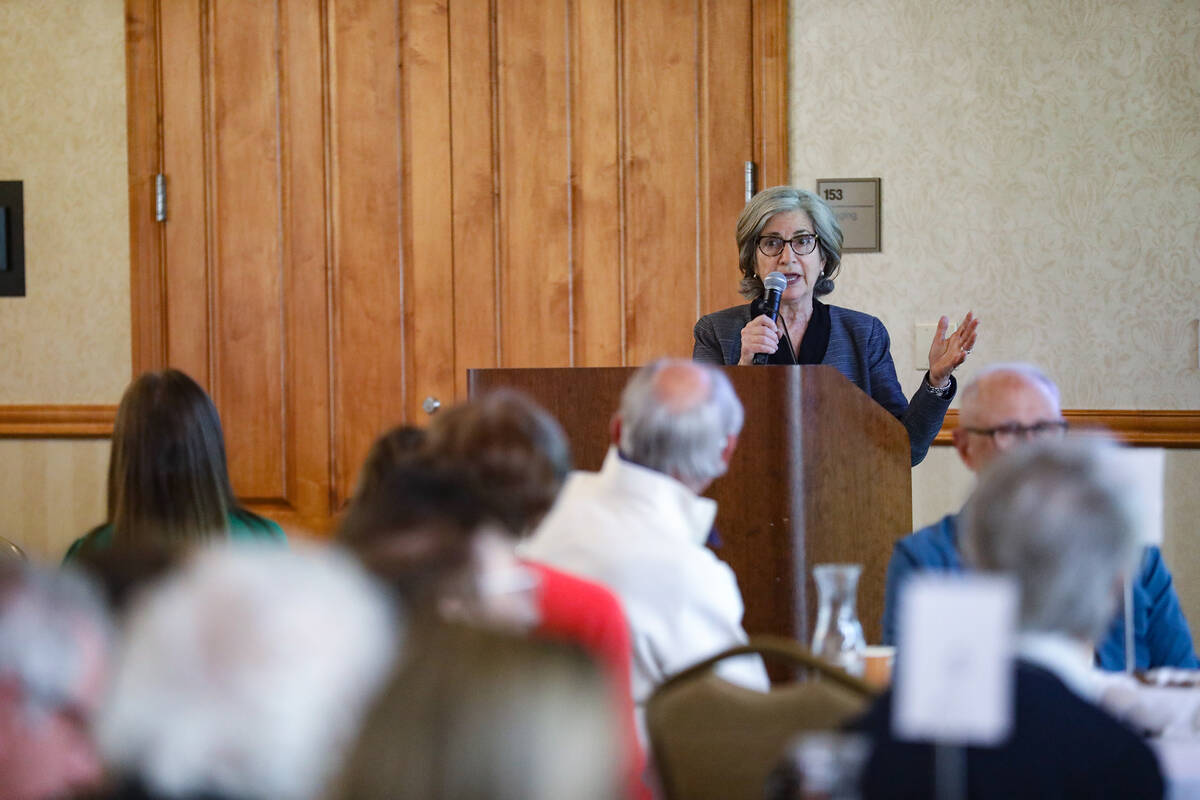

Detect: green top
[63, 509, 287, 564]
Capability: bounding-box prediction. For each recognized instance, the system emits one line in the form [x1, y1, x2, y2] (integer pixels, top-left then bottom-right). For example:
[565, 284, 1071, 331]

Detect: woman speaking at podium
[692, 186, 977, 466]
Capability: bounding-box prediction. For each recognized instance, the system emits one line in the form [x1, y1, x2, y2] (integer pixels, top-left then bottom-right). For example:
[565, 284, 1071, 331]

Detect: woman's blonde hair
[333, 624, 621, 800]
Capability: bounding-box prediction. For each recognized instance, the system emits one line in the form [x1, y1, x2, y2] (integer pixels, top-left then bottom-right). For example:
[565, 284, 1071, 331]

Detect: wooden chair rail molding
[933, 409, 1200, 449]
[0, 405, 117, 437]
[0, 406, 1198, 447]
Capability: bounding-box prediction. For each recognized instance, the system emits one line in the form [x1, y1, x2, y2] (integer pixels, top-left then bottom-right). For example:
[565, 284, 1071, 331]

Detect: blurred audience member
[331, 624, 622, 800]
[854, 437, 1165, 799]
[882, 364, 1196, 669]
[340, 459, 482, 619]
[96, 545, 397, 800]
[425, 389, 649, 798]
[519, 359, 769, 737]
[65, 369, 285, 563]
[0, 562, 111, 800]
[351, 424, 427, 506]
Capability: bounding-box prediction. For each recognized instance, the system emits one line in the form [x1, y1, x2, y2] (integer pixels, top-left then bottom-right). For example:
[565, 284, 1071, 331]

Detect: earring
[814, 274, 835, 296]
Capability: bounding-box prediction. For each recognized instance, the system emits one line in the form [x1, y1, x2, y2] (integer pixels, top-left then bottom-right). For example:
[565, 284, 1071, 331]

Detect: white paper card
[893, 574, 1017, 746]
[1114, 447, 1165, 546]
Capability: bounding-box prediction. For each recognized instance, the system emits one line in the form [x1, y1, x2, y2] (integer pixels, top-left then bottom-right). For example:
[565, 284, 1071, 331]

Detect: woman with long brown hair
[64, 369, 284, 561]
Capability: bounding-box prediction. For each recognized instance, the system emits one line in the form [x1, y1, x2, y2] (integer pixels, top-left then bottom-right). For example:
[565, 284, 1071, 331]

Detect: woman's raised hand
[927, 311, 980, 387]
[738, 315, 781, 365]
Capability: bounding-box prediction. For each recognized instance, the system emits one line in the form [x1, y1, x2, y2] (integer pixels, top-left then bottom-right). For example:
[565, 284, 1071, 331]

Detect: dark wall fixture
[0, 181, 25, 297]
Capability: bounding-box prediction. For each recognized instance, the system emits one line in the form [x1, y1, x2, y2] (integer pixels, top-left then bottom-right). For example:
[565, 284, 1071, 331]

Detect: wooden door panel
[495, 0, 573, 369]
[700, 1, 756, 318]
[278, 0, 332, 522]
[209, 0, 287, 500]
[569, 0, 623, 367]
[129, 0, 787, 532]
[448, 0, 501, 396]
[330, 0, 408, 506]
[160, 0, 211, 385]
[622, 0, 702, 365]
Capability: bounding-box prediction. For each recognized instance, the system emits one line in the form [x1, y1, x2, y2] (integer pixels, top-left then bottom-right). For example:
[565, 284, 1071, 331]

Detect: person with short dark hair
[343, 392, 650, 798]
[64, 369, 285, 562]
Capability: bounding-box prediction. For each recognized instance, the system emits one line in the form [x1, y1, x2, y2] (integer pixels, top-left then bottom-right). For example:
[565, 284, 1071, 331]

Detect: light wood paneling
[448, 0, 500, 393]
[160, 0, 211, 383]
[0, 439, 110, 563]
[210, 0, 287, 500]
[280, 0, 333, 520]
[400, 0, 454, 431]
[127, 0, 790, 530]
[126, 0, 167, 372]
[495, 0, 572, 368]
[621, 0, 701, 364]
[329, 0, 408, 506]
[570, 0, 623, 366]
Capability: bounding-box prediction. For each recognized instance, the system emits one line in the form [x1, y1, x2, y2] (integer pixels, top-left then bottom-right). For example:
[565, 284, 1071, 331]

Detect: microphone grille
[763, 272, 787, 292]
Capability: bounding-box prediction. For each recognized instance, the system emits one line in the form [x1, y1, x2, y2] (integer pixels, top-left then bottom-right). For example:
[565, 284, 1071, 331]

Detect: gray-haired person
[882, 363, 1196, 669]
[0, 562, 112, 800]
[693, 185, 979, 465]
[519, 359, 768, 741]
[853, 437, 1165, 798]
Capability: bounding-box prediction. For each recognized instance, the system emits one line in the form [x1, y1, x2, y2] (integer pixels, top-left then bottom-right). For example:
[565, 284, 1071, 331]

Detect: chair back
[646, 635, 875, 800]
[0, 536, 26, 561]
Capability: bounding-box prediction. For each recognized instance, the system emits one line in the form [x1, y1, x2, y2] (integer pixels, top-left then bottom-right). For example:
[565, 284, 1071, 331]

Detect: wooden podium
[468, 365, 911, 645]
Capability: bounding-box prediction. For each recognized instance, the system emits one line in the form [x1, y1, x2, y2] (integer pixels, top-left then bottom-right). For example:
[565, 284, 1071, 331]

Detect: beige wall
[0, 0, 130, 403]
[1, 0, 127, 560]
[789, 0, 1200, 639]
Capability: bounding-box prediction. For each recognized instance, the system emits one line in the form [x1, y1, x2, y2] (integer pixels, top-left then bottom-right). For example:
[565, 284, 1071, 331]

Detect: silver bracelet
[925, 375, 953, 398]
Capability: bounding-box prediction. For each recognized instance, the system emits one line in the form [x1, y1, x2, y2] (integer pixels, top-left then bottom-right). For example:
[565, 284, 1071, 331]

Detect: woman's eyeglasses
[757, 234, 818, 258]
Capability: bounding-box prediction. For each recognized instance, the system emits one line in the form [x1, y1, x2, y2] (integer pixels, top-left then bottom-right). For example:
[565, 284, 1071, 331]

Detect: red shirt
[525, 560, 650, 800]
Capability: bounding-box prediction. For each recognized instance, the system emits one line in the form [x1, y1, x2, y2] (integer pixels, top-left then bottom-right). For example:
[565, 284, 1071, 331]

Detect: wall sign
[815, 178, 881, 253]
[0, 181, 25, 297]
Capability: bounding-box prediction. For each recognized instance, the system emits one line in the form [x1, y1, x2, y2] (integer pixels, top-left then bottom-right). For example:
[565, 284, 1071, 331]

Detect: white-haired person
[882, 363, 1196, 669]
[854, 437, 1165, 798]
[519, 358, 769, 741]
[95, 545, 399, 800]
[693, 186, 979, 466]
[0, 562, 112, 800]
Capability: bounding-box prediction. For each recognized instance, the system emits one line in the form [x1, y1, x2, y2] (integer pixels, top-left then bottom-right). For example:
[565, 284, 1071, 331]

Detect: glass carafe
[811, 563, 867, 677]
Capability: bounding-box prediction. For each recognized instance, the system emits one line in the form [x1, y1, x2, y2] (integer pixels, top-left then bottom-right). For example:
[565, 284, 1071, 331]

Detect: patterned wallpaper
[787, 0, 1200, 637]
[789, 0, 1199, 409]
[0, 0, 130, 403]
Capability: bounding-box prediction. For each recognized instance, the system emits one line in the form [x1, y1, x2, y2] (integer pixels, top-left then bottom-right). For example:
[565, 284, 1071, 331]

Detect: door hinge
[744, 161, 756, 203]
[154, 173, 167, 222]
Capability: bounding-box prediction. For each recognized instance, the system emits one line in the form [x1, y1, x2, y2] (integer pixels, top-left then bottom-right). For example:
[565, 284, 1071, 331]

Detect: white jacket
[519, 448, 769, 738]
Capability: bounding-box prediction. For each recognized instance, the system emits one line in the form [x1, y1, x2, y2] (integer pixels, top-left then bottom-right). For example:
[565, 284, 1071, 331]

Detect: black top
[749, 296, 832, 365]
[848, 661, 1165, 799]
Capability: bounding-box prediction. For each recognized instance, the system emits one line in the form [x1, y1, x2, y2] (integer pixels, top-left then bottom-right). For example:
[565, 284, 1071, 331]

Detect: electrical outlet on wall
[914, 321, 955, 371]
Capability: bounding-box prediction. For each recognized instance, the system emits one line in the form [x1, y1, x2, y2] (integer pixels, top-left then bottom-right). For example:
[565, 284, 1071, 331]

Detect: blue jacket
[881, 513, 1199, 670]
[693, 302, 952, 466]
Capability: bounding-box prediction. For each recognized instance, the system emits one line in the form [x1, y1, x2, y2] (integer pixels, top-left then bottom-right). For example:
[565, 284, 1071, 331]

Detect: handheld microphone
[752, 271, 787, 365]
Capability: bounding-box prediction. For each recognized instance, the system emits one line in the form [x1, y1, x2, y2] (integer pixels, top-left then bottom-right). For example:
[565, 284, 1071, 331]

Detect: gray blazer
[693, 303, 952, 466]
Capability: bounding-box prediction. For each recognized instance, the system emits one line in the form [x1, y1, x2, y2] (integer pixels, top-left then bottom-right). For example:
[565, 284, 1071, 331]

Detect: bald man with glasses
[881, 363, 1197, 670]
